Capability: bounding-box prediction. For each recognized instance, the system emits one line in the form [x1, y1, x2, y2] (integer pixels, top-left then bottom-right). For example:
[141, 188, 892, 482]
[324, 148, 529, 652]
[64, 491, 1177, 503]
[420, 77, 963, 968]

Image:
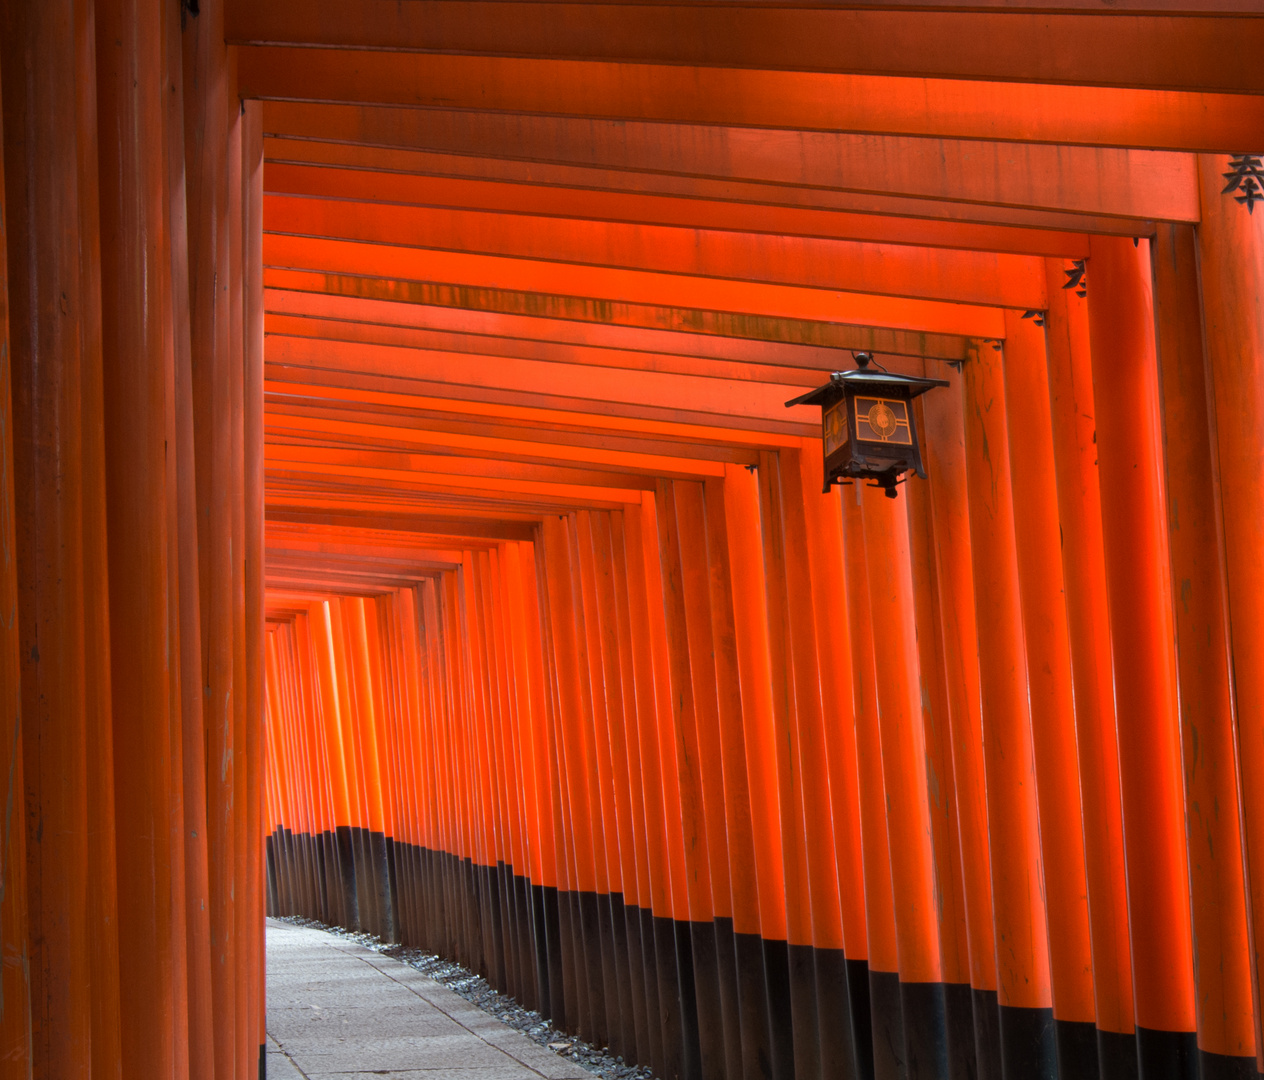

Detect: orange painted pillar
[571, 513, 628, 1056]
[585, 512, 652, 1063]
[635, 492, 697, 1080]
[719, 461, 789, 959]
[1195, 155, 1264, 1073]
[162, 2, 214, 1069]
[313, 600, 356, 927]
[328, 597, 368, 928]
[604, 517, 657, 1055]
[1042, 257, 1135, 1073]
[401, 586, 433, 948]
[840, 483, 903, 1080]
[531, 536, 582, 1031]
[242, 97, 266, 1079]
[758, 449, 844, 1080]
[181, 0, 239, 1070]
[541, 515, 605, 1047]
[73, 4, 127, 1074]
[96, 0, 181, 1072]
[859, 480, 948, 1079]
[2, 2, 95, 1072]
[794, 449, 872, 1080]
[1087, 236, 1198, 1076]
[723, 458, 800, 1080]
[700, 477, 774, 1080]
[493, 556, 537, 1008]
[672, 480, 764, 1080]
[654, 481, 723, 1080]
[622, 500, 687, 1080]
[510, 542, 565, 1021]
[918, 362, 1000, 1080]
[365, 595, 401, 940]
[903, 420, 972, 1055]
[474, 551, 512, 986]
[224, 92, 251, 1079]
[1000, 310, 1096, 1075]
[962, 338, 1056, 1079]
[0, 69, 33, 1072]
[1151, 221, 1256, 1073]
[349, 595, 392, 939]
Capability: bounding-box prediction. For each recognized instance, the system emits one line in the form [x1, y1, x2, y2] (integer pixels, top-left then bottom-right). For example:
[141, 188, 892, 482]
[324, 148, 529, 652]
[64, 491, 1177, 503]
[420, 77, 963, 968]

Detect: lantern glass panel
[823, 398, 848, 456]
[854, 396, 912, 445]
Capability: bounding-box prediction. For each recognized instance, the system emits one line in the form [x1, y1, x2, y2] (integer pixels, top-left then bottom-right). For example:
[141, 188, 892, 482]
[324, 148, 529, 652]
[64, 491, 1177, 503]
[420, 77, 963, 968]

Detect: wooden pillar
[74, 2, 126, 1074]
[962, 339, 1056, 1080]
[672, 482, 758, 1080]
[860, 482, 948, 1080]
[794, 450, 871, 1080]
[720, 460, 800, 1080]
[0, 58, 33, 1075]
[1086, 235, 1197, 1077]
[839, 483, 902, 1080]
[622, 500, 686, 1080]
[242, 97, 266, 1080]
[1152, 220, 1256, 1074]
[1001, 309, 1096, 1078]
[96, 0, 179, 1070]
[918, 361, 1001, 1080]
[572, 513, 628, 1056]
[601, 517, 656, 1064]
[654, 482, 724, 1080]
[904, 404, 974, 1077]
[1195, 154, 1264, 1074]
[162, 4, 214, 1073]
[181, 0, 238, 1071]
[720, 463, 792, 1080]
[584, 513, 648, 1063]
[757, 449, 845, 1080]
[1, 2, 94, 1072]
[540, 516, 605, 1050]
[701, 477, 775, 1080]
[224, 82, 250, 1079]
[1042, 257, 1136, 1078]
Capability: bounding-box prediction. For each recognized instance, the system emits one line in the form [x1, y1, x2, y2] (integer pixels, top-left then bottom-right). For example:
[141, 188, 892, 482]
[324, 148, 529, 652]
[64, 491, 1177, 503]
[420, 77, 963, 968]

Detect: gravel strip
[275, 916, 659, 1080]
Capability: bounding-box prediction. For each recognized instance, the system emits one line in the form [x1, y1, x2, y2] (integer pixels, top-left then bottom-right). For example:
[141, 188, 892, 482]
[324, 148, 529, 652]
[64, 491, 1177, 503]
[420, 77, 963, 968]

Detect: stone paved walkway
[266, 919, 593, 1080]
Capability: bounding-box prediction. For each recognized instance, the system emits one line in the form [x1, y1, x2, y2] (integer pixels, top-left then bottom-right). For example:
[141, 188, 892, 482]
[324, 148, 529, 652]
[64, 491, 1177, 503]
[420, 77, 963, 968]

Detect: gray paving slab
[266, 919, 592, 1080]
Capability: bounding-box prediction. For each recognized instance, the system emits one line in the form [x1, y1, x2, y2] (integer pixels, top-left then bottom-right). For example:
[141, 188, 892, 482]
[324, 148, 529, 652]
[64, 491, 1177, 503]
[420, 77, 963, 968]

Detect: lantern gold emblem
[855, 396, 912, 445]
[868, 402, 896, 438]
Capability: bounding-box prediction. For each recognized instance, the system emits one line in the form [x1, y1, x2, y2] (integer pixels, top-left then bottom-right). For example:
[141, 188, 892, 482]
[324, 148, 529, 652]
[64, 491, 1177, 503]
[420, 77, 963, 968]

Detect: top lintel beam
[225, 3, 1264, 95]
[236, 47, 1264, 154]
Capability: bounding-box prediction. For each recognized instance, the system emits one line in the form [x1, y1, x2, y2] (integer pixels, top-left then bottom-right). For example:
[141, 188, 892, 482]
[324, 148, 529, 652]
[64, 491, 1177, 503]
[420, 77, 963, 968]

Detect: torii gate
[0, 2, 1261, 1079]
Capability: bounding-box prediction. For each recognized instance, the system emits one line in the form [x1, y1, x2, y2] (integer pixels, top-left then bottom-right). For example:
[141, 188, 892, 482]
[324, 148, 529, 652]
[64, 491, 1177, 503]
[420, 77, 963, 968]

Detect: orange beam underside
[239, 48, 1263, 153]
[260, 107, 1198, 223]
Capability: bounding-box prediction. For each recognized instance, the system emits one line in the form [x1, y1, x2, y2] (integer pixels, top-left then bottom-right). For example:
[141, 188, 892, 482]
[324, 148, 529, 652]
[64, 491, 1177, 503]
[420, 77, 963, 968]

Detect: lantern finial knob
[853, 351, 872, 369]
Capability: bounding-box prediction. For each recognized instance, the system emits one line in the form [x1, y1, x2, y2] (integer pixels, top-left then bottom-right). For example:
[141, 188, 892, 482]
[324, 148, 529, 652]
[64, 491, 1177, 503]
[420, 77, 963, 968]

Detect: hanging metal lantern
[786, 353, 949, 498]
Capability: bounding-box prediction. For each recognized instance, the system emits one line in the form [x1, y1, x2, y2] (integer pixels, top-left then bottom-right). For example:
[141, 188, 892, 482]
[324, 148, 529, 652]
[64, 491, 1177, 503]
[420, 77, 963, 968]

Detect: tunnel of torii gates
[2, 3, 1264, 1080]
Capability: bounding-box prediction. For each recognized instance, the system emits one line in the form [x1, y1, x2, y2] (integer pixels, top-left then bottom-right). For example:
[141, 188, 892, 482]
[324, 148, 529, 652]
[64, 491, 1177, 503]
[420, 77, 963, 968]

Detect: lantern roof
[785, 367, 950, 410]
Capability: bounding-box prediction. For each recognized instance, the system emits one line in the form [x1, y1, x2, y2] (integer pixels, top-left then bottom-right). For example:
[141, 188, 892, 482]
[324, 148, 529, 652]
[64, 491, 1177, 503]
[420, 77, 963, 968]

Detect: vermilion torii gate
[1, 2, 1262, 1079]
